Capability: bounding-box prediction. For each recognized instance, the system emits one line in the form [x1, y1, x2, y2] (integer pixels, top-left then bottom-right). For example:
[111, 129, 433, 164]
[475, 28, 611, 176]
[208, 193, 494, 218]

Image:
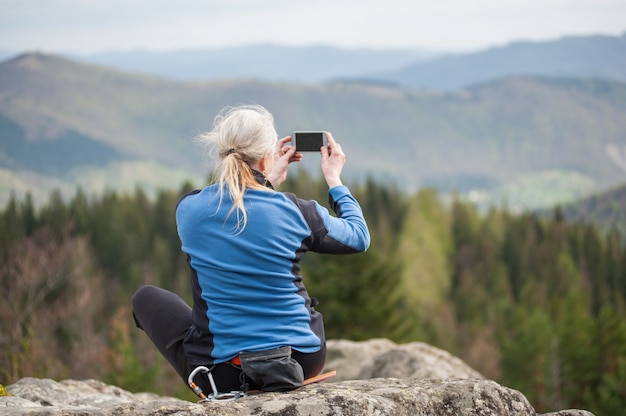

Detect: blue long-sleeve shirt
[176, 183, 370, 365]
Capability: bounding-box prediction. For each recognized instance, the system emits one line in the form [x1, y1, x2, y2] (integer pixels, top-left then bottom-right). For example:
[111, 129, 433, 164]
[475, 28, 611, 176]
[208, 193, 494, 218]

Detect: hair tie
[225, 148, 237, 156]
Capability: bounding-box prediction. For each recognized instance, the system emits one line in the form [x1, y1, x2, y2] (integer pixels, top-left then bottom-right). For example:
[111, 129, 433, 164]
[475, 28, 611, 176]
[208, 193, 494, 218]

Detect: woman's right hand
[320, 132, 344, 189]
[268, 136, 302, 188]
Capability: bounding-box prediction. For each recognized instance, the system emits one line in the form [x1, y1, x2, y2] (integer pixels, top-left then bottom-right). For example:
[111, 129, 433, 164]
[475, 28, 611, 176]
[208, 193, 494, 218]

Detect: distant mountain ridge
[372, 33, 626, 89]
[72, 44, 438, 83]
[1, 52, 625, 212]
[20, 32, 619, 89]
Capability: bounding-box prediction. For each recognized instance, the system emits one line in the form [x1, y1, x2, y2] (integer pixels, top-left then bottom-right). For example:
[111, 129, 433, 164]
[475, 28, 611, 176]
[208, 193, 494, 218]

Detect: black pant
[131, 285, 326, 394]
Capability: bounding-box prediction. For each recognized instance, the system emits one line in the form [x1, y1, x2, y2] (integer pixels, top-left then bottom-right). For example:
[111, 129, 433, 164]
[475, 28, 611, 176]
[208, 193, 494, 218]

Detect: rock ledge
[1, 339, 595, 415]
[2, 376, 593, 416]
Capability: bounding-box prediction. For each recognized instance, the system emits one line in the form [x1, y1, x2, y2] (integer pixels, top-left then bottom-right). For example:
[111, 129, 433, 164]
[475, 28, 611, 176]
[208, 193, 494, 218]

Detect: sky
[1, 0, 625, 54]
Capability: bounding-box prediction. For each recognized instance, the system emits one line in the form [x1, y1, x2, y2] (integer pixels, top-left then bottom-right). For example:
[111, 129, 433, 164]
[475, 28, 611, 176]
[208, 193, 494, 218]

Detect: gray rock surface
[1, 339, 595, 415]
[324, 339, 485, 381]
[540, 412, 595, 416]
[3, 377, 535, 415]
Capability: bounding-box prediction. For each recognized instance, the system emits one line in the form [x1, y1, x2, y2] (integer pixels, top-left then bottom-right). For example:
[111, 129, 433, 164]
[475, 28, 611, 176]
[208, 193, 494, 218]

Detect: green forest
[1, 171, 625, 414]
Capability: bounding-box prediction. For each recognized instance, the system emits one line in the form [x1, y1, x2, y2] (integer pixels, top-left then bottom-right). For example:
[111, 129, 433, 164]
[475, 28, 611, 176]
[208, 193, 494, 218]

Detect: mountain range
[1, 32, 626, 215]
[71, 33, 626, 88]
[375, 33, 626, 89]
[73, 44, 438, 84]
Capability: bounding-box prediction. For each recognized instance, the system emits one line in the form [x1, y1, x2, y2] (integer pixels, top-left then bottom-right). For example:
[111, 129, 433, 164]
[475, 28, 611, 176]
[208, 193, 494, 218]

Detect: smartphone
[291, 131, 328, 152]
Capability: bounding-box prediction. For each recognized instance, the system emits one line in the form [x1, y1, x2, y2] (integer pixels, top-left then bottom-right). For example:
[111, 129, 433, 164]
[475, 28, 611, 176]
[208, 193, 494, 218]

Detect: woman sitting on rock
[131, 104, 370, 397]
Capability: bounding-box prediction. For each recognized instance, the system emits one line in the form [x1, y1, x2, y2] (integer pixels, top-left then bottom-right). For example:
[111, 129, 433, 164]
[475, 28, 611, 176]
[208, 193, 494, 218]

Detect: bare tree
[0, 227, 106, 382]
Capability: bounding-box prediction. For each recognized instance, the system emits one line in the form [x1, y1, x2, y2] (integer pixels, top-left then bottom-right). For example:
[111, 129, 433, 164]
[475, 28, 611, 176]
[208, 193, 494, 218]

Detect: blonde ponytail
[196, 105, 277, 231]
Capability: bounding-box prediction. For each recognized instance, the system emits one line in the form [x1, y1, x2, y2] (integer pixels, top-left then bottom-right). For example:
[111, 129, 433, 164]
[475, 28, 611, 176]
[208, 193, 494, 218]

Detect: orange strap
[303, 370, 336, 385]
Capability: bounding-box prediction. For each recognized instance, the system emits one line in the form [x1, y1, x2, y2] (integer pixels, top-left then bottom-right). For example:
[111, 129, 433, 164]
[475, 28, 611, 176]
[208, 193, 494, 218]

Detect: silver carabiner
[187, 366, 211, 401]
[188, 365, 247, 403]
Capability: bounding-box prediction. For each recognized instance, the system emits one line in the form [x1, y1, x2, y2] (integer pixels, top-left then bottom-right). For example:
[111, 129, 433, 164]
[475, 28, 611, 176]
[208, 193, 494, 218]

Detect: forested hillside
[557, 183, 626, 238]
[1, 174, 625, 414]
[2, 53, 626, 212]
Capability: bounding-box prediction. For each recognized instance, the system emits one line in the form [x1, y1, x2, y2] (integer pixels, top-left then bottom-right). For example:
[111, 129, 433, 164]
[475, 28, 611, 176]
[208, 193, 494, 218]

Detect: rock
[2, 339, 595, 416]
[5, 376, 537, 415]
[2, 377, 182, 415]
[324, 339, 484, 381]
[323, 338, 398, 381]
[0, 396, 43, 409]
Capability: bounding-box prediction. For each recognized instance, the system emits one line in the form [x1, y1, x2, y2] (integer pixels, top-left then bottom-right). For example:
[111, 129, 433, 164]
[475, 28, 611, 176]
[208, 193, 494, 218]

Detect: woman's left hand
[268, 136, 302, 188]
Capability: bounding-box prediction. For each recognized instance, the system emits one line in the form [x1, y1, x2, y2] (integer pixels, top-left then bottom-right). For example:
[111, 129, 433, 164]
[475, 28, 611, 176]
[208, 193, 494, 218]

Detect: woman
[132, 104, 370, 397]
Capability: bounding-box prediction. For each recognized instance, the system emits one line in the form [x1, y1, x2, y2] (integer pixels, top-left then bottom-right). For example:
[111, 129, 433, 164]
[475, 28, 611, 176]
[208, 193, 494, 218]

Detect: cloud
[0, 0, 624, 53]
